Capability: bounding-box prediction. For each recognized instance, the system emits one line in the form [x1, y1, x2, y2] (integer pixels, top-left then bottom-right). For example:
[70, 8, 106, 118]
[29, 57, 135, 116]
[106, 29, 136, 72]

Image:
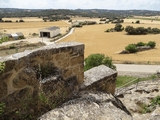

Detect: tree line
[1, 8, 160, 20]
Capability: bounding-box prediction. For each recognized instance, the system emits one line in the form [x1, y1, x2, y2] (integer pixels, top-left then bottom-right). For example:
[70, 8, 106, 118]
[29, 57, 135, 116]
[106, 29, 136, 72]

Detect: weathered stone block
[0, 42, 84, 117]
[80, 65, 117, 95]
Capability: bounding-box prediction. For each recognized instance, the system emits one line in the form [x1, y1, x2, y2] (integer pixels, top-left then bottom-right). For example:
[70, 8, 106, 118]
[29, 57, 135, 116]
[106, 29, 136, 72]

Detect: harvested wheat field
[0, 20, 70, 38]
[58, 22, 160, 64]
[2, 17, 44, 22]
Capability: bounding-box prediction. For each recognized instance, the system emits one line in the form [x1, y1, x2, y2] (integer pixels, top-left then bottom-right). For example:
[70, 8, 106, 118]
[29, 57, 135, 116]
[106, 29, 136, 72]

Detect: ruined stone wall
[81, 65, 117, 95]
[0, 41, 118, 119]
[0, 42, 84, 116]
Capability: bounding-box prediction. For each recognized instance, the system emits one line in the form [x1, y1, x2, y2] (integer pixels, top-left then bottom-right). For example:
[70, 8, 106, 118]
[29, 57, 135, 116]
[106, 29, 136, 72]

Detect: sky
[1, 0, 160, 11]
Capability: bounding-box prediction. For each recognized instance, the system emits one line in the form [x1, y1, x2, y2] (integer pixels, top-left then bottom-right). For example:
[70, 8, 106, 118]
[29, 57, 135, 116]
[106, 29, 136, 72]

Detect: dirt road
[115, 64, 160, 77]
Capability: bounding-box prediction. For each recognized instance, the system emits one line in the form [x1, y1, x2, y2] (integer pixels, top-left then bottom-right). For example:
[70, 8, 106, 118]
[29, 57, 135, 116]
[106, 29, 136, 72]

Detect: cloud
[0, 0, 160, 10]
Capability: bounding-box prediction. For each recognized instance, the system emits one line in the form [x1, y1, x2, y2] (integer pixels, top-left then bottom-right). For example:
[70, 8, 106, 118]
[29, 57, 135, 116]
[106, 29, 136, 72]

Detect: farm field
[0, 19, 70, 38]
[1, 17, 160, 64]
[2, 17, 44, 22]
[58, 21, 160, 64]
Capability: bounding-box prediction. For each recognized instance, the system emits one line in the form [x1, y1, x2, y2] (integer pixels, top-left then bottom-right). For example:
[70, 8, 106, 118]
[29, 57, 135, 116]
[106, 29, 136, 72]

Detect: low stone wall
[81, 65, 117, 95]
[0, 42, 84, 117]
[0, 41, 118, 119]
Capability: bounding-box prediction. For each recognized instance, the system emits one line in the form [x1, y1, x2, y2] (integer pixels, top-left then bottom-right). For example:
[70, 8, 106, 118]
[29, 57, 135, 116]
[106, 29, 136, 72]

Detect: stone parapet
[0, 42, 84, 118]
[81, 65, 117, 95]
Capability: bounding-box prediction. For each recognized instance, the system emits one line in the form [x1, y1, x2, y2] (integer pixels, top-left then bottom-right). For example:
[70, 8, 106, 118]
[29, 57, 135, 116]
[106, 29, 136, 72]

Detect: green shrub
[147, 27, 152, 33]
[9, 45, 16, 49]
[0, 36, 9, 44]
[105, 29, 110, 32]
[151, 28, 160, 34]
[72, 25, 83, 28]
[19, 20, 25, 22]
[19, 36, 25, 39]
[125, 44, 138, 53]
[0, 62, 5, 73]
[141, 95, 160, 114]
[125, 26, 160, 35]
[136, 42, 146, 47]
[0, 102, 5, 115]
[135, 27, 147, 35]
[125, 26, 136, 35]
[135, 20, 140, 24]
[151, 95, 160, 106]
[84, 53, 116, 71]
[114, 23, 124, 32]
[147, 41, 156, 48]
[32, 33, 39, 36]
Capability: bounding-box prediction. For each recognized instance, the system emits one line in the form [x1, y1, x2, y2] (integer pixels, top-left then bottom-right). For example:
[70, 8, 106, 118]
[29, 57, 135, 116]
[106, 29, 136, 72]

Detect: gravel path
[115, 64, 160, 77]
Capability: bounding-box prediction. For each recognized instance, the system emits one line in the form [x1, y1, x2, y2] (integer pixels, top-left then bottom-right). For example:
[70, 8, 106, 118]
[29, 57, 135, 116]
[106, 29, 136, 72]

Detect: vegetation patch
[121, 41, 156, 54]
[105, 23, 124, 32]
[84, 53, 116, 71]
[125, 26, 160, 35]
[137, 95, 160, 114]
[116, 75, 157, 88]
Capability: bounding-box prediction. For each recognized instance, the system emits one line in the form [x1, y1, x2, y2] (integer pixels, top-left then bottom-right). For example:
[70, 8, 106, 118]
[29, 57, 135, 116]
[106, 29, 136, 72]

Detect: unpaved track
[115, 64, 160, 77]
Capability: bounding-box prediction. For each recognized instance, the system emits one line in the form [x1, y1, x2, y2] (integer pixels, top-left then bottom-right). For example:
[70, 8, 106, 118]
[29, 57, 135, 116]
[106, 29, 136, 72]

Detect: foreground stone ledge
[0, 42, 84, 118]
[81, 65, 117, 94]
[0, 42, 84, 61]
[39, 91, 132, 120]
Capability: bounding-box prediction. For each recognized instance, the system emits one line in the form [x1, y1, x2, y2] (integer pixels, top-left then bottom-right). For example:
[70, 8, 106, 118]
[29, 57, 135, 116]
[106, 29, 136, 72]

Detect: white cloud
[0, 0, 160, 10]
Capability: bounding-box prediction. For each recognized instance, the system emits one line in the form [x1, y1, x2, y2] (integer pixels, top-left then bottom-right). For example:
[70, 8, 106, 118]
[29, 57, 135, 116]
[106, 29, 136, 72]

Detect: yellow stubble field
[0, 18, 69, 38]
[58, 21, 160, 64]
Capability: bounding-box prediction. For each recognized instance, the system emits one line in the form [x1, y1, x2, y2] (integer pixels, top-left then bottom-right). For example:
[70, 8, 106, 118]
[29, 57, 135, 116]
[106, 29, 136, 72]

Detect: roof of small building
[11, 34, 18, 37]
[16, 32, 24, 36]
[39, 26, 60, 32]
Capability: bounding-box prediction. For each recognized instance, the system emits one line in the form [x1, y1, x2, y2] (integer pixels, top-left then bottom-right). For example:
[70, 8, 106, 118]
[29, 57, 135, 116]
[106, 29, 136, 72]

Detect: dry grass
[58, 22, 160, 64]
[2, 17, 43, 22]
[1, 17, 160, 64]
[0, 20, 70, 38]
[71, 17, 100, 23]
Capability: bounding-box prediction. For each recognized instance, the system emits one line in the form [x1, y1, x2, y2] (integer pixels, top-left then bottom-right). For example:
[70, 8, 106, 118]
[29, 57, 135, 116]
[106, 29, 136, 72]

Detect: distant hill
[0, 8, 160, 18]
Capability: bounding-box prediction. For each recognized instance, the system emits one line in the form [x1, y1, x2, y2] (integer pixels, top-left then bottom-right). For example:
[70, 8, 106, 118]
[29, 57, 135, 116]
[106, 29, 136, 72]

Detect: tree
[151, 28, 160, 34]
[135, 20, 140, 24]
[136, 42, 146, 47]
[114, 23, 124, 32]
[147, 41, 156, 48]
[135, 27, 147, 35]
[125, 44, 138, 53]
[125, 26, 136, 35]
[84, 53, 116, 71]
[125, 26, 147, 35]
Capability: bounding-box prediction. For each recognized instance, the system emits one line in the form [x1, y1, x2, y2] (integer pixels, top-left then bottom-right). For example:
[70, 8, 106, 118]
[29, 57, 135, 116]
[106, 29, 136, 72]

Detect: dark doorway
[40, 32, 50, 38]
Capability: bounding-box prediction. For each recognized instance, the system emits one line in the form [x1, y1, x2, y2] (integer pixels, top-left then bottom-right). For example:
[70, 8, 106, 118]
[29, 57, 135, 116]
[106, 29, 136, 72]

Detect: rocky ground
[39, 78, 160, 120]
[116, 78, 160, 120]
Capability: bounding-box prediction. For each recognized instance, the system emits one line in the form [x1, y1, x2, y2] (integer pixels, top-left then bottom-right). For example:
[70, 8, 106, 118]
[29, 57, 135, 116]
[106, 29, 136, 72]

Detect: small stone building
[39, 26, 60, 38]
[11, 33, 19, 40]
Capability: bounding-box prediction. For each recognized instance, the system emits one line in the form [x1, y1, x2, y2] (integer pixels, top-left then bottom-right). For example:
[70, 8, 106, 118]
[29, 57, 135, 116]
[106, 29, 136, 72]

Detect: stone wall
[0, 41, 118, 119]
[0, 42, 84, 117]
[81, 65, 117, 95]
